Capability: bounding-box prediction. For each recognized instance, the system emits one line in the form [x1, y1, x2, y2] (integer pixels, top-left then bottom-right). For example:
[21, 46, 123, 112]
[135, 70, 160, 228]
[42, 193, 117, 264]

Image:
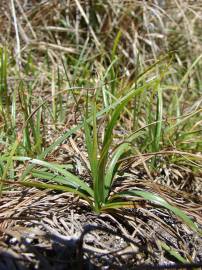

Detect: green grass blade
[31, 169, 81, 189]
[136, 53, 172, 84]
[0, 139, 19, 195]
[112, 30, 122, 60]
[165, 108, 201, 134]
[104, 142, 131, 201]
[113, 189, 200, 233]
[91, 103, 99, 209]
[13, 156, 94, 197]
[84, 119, 94, 170]
[92, 103, 98, 180]
[84, 105, 98, 179]
[158, 240, 188, 263]
[101, 58, 117, 108]
[101, 201, 138, 210]
[84, 102, 99, 210]
[21, 125, 82, 180]
[1, 179, 93, 205]
[179, 54, 202, 88]
[154, 86, 163, 152]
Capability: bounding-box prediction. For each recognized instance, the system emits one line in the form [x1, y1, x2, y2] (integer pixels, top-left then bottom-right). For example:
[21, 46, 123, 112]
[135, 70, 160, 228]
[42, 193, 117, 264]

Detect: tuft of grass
[1, 61, 200, 236]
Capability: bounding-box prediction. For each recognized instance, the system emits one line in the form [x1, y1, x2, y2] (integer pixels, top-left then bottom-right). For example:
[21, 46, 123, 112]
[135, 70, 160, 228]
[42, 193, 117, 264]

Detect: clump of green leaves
[5, 71, 199, 235]
[0, 51, 200, 235]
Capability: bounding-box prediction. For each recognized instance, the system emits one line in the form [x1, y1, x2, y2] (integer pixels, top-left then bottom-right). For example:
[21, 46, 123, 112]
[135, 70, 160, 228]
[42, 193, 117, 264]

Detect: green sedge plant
[4, 71, 200, 235]
[0, 55, 200, 235]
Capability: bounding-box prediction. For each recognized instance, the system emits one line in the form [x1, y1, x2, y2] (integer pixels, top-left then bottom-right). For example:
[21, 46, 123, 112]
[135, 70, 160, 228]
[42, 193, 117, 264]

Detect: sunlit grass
[0, 1, 202, 265]
[0, 56, 201, 237]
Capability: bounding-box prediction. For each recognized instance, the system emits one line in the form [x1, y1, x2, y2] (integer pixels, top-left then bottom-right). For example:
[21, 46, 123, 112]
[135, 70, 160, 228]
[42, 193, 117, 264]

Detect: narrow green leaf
[102, 58, 118, 108]
[0, 139, 19, 195]
[154, 86, 163, 152]
[31, 169, 80, 189]
[179, 54, 202, 88]
[5, 179, 93, 205]
[114, 189, 200, 233]
[84, 104, 99, 210]
[158, 240, 188, 263]
[84, 119, 93, 171]
[101, 201, 138, 210]
[92, 103, 98, 177]
[165, 109, 201, 133]
[104, 142, 131, 201]
[91, 103, 99, 209]
[13, 156, 94, 197]
[112, 30, 122, 60]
